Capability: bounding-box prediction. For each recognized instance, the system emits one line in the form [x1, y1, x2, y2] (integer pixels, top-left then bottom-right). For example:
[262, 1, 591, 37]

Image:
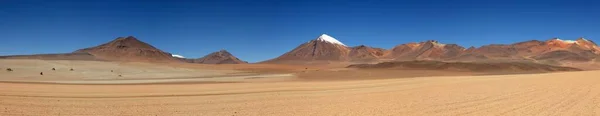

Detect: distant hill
[181, 50, 247, 64]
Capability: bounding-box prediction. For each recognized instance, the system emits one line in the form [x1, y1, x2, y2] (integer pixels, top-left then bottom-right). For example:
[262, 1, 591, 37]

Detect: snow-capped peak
[554, 38, 577, 44]
[563, 40, 577, 44]
[316, 34, 346, 46]
[171, 54, 185, 58]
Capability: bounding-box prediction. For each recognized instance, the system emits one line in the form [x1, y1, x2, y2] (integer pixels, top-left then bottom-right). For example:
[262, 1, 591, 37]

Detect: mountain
[264, 35, 600, 65]
[530, 38, 600, 62]
[188, 50, 247, 64]
[74, 36, 179, 62]
[573, 38, 600, 54]
[348, 45, 385, 61]
[263, 34, 352, 63]
[3, 33, 599, 66]
[463, 38, 600, 62]
[386, 40, 465, 60]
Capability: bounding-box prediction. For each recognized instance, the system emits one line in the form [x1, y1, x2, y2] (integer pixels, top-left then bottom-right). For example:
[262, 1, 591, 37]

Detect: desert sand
[1, 59, 600, 115]
[0, 59, 297, 83]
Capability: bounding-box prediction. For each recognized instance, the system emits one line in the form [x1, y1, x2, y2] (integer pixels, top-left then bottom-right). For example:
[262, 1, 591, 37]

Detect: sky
[1, 0, 600, 62]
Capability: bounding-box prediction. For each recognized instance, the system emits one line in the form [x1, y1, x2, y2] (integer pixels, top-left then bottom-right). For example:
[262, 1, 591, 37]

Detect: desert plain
[1, 59, 600, 115]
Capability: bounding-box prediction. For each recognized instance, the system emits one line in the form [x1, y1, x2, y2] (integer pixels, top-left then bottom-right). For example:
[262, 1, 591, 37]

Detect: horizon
[0, 34, 594, 62]
[2, 0, 600, 62]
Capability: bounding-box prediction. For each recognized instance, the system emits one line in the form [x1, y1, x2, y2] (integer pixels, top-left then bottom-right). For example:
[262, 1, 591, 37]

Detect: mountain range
[2, 34, 599, 66]
[265, 34, 600, 65]
[1, 36, 247, 64]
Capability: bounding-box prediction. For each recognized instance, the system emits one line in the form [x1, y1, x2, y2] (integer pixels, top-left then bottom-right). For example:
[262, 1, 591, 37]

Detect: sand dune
[2, 69, 600, 115]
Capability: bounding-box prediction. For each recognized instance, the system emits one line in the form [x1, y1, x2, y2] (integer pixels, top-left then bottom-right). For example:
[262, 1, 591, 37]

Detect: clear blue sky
[1, 0, 599, 62]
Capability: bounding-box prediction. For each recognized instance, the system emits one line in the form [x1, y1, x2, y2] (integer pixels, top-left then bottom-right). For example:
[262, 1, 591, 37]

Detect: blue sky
[1, 0, 599, 62]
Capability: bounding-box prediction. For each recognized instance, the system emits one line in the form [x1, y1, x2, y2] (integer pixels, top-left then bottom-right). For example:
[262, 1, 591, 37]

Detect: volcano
[74, 36, 179, 62]
[263, 34, 352, 63]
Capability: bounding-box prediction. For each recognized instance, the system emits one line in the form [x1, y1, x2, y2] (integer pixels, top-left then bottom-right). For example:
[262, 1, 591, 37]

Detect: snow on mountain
[555, 38, 577, 44]
[432, 42, 446, 47]
[316, 34, 347, 46]
[563, 40, 577, 44]
[171, 54, 185, 58]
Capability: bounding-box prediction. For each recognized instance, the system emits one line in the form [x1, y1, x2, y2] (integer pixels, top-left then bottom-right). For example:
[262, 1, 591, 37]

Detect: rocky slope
[349, 45, 386, 61]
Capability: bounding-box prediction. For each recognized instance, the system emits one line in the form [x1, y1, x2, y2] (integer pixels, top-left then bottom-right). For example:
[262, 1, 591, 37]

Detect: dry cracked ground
[2, 59, 600, 115]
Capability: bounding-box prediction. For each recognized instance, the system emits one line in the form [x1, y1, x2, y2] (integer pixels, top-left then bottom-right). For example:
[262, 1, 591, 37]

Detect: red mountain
[464, 38, 600, 62]
[348, 45, 385, 61]
[385, 40, 465, 60]
[74, 36, 179, 62]
[189, 50, 247, 64]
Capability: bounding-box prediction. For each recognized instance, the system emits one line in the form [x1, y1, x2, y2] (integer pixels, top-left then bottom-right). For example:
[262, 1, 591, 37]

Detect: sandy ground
[2, 59, 600, 115]
[1, 70, 600, 115]
[0, 59, 297, 83]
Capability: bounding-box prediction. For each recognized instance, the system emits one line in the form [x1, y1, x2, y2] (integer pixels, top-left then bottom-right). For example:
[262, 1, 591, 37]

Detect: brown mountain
[385, 40, 465, 60]
[463, 38, 600, 62]
[531, 39, 600, 63]
[74, 36, 179, 62]
[263, 34, 351, 63]
[188, 50, 247, 64]
[533, 50, 594, 62]
[262, 35, 599, 66]
[348, 45, 385, 61]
